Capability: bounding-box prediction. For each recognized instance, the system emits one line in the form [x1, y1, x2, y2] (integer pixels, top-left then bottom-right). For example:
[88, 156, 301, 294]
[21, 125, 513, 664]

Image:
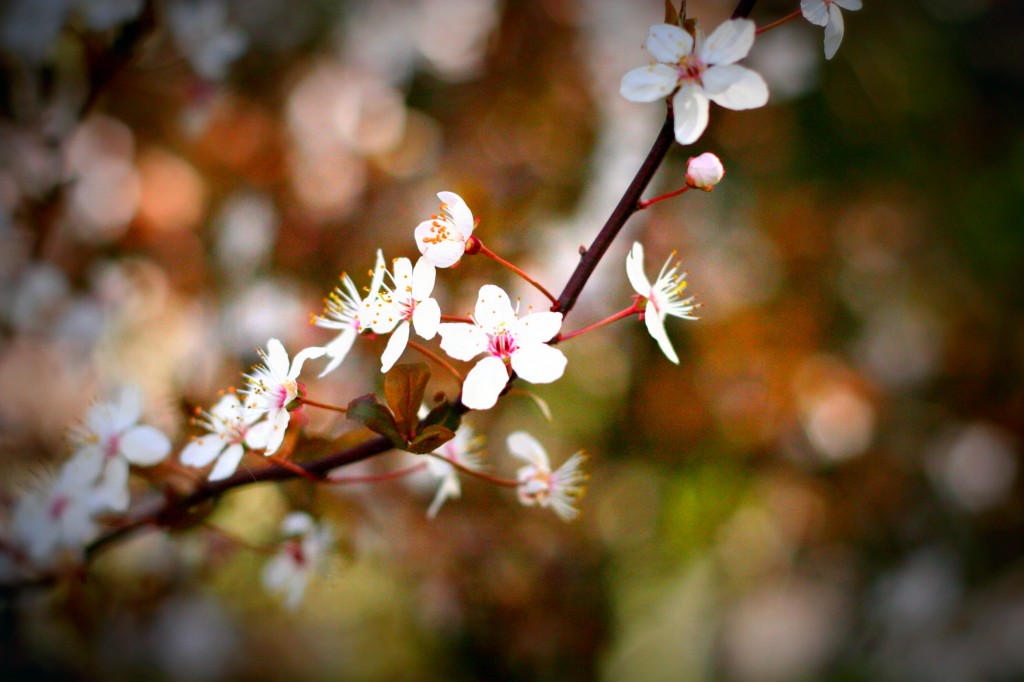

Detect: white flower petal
[245, 420, 274, 450]
[318, 329, 357, 377]
[113, 385, 143, 432]
[644, 308, 680, 364]
[392, 257, 413, 291]
[473, 285, 517, 333]
[437, 191, 474, 235]
[180, 435, 227, 468]
[120, 425, 171, 466]
[263, 410, 291, 456]
[380, 321, 410, 373]
[411, 257, 436, 301]
[646, 23, 693, 63]
[412, 298, 441, 340]
[265, 338, 290, 376]
[63, 446, 105, 484]
[461, 356, 509, 410]
[209, 444, 245, 481]
[620, 64, 680, 103]
[801, 0, 829, 26]
[699, 19, 755, 65]
[438, 322, 489, 361]
[834, 0, 862, 12]
[282, 511, 315, 535]
[626, 242, 652, 296]
[514, 311, 562, 345]
[97, 457, 131, 512]
[414, 220, 466, 268]
[824, 4, 845, 59]
[511, 343, 567, 384]
[507, 431, 549, 470]
[289, 345, 326, 379]
[210, 393, 244, 421]
[704, 65, 769, 110]
[671, 85, 710, 145]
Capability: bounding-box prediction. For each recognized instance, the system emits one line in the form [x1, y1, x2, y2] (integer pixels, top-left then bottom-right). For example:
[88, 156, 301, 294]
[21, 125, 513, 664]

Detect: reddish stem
[298, 396, 348, 414]
[638, 185, 691, 210]
[441, 315, 473, 323]
[428, 454, 519, 488]
[266, 455, 324, 482]
[474, 239, 559, 307]
[408, 340, 464, 382]
[327, 462, 427, 485]
[555, 302, 643, 343]
[756, 8, 802, 34]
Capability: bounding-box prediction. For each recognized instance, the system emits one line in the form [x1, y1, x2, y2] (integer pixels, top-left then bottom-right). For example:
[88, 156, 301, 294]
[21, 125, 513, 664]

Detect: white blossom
[625, 242, 699, 364]
[686, 152, 725, 190]
[261, 512, 333, 610]
[801, 0, 862, 60]
[242, 339, 325, 456]
[8, 450, 111, 570]
[414, 191, 476, 268]
[180, 393, 272, 481]
[438, 285, 566, 410]
[366, 257, 441, 372]
[313, 249, 386, 377]
[508, 432, 586, 522]
[70, 385, 171, 512]
[424, 424, 484, 518]
[620, 20, 769, 145]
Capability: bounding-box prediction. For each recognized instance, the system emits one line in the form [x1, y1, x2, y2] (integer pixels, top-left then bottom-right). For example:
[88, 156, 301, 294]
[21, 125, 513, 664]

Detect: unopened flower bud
[685, 152, 725, 191]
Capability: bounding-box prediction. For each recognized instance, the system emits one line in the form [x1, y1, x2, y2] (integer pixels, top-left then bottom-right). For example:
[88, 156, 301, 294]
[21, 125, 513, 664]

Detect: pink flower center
[104, 434, 121, 460]
[285, 538, 307, 566]
[488, 330, 518, 359]
[677, 56, 706, 84]
[49, 495, 69, 521]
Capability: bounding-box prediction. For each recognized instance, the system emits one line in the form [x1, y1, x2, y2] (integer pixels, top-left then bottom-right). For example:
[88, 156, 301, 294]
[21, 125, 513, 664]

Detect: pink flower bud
[685, 153, 725, 191]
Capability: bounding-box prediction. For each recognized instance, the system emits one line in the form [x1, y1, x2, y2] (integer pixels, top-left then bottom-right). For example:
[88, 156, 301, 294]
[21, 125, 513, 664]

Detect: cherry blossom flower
[313, 249, 386, 377]
[180, 393, 273, 481]
[9, 450, 110, 569]
[620, 20, 769, 145]
[686, 152, 725, 190]
[801, 0, 862, 60]
[626, 242, 699, 365]
[261, 512, 333, 610]
[424, 424, 485, 518]
[71, 385, 171, 512]
[365, 257, 441, 372]
[242, 339, 325, 456]
[508, 432, 587, 522]
[414, 191, 476, 268]
[438, 285, 566, 410]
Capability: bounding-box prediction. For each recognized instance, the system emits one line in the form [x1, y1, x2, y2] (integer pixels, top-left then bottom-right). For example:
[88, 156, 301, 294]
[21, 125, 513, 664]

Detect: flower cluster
[2, 387, 171, 577]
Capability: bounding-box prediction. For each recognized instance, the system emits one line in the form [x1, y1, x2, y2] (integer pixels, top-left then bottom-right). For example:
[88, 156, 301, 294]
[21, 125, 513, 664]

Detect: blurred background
[2, 0, 1023, 679]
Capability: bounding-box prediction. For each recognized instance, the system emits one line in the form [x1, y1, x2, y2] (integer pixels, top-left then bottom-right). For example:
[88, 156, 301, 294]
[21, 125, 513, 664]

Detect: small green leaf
[421, 399, 463, 433]
[346, 394, 407, 448]
[384, 363, 430, 439]
[407, 425, 456, 454]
